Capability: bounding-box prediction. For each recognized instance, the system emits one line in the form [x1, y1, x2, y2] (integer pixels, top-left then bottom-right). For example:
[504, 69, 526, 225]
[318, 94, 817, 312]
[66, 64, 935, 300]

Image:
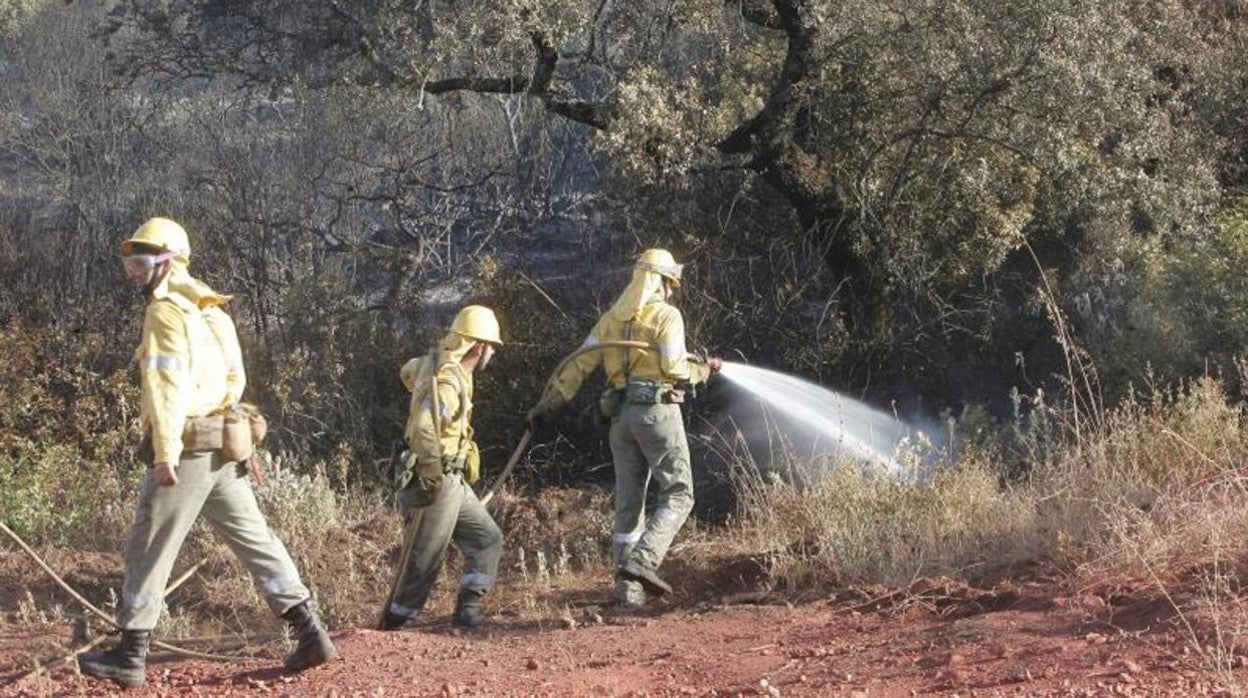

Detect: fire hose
[377, 340, 654, 628]
[0, 520, 238, 663]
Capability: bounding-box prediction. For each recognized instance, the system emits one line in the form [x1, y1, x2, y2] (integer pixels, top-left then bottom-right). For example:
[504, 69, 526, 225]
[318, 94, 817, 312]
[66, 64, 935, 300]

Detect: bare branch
[546, 99, 616, 130]
[425, 75, 534, 94]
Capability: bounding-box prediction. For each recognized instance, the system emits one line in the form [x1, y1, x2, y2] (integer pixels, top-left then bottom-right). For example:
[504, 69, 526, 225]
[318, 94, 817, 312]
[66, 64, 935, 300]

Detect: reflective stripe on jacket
[136, 290, 244, 464]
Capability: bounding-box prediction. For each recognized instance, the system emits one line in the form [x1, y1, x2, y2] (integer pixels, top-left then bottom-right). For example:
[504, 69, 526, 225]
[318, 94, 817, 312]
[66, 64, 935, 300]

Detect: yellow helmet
[450, 305, 503, 345]
[120, 217, 192, 260]
[635, 248, 682, 287]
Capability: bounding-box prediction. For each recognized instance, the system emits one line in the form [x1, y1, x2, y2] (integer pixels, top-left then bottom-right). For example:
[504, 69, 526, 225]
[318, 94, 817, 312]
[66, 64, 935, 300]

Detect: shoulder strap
[156, 295, 201, 382]
[445, 362, 470, 458]
[429, 356, 471, 460]
[622, 320, 634, 384]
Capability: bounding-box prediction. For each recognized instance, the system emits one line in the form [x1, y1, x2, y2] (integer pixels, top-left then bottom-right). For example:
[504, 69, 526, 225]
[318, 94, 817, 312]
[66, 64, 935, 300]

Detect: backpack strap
[440, 361, 471, 462]
[425, 354, 471, 464]
[156, 295, 200, 382]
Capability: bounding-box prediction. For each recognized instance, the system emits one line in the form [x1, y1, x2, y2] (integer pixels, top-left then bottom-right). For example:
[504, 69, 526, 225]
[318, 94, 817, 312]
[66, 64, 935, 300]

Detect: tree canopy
[2, 0, 1246, 472]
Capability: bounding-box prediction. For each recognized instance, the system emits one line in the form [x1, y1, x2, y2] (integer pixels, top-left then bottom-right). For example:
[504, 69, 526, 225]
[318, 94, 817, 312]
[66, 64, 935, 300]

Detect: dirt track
[5, 576, 1240, 697]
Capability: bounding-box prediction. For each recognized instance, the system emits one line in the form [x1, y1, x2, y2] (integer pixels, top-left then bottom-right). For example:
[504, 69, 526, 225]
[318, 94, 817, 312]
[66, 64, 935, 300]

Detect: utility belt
[440, 452, 468, 474]
[141, 403, 268, 464]
[600, 379, 685, 421]
[623, 379, 685, 405]
[393, 440, 480, 491]
[449, 440, 481, 483]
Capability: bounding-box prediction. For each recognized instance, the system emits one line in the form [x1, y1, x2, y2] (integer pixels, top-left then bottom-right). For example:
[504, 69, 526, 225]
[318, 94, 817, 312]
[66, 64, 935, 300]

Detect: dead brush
[488, 487, 615, 622]
[1022, 375, 1248, 692]
[694, 416, 1037, 590]
[1035, 377, 1248, 567]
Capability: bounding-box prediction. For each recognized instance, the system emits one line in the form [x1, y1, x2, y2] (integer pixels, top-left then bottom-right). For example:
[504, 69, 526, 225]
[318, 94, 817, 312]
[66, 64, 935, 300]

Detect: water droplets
[718, 362, 929, 474]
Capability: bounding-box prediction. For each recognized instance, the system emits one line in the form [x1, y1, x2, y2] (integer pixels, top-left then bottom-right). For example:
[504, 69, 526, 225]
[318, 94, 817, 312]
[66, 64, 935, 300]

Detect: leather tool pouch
[239, 402, 268, 444]
[183, 414, 225, 452]
[220, 407, 254, 462]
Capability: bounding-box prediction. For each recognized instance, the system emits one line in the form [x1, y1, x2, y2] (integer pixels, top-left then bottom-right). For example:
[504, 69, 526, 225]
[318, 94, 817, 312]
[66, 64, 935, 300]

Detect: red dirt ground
[3, 572, 1243, 697]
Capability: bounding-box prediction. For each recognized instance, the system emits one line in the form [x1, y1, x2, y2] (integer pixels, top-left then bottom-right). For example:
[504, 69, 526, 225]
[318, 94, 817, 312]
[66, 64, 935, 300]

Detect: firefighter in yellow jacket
[79, 218, 335, 688]
[527, 249, 721, 607]
[381, 305, 505, 629]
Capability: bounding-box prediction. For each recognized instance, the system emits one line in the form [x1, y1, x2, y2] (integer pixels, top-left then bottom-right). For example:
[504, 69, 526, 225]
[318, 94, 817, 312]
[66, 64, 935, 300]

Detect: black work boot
[452, 588, 488, 628]
[618, 559, 673, 597]
[612, 579, 648, 610]
[78, 629, 150, 688]
[379, 610, 410, 631]
[281, 599, 336, 671]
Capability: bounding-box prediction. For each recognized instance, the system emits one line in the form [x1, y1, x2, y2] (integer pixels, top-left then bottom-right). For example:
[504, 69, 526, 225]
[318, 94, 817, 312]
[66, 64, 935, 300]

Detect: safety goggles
[122, 252, 177, 277]
[635, 260, 683, 286]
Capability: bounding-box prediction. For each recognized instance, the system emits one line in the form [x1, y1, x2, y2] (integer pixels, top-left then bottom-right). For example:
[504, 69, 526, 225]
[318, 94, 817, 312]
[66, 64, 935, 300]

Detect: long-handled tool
[480, 430, 531, 506]
[375, 507, 425, 629]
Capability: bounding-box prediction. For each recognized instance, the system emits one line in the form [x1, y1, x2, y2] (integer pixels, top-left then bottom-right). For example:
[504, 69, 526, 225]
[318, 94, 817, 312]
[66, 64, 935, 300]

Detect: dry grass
[5, 316, 1248, 680]
[722, 456, 1035, 588]
[1033, 378, 1248, 584]
[697, 374, 1248, 682]
[707, 376, 1248, 584]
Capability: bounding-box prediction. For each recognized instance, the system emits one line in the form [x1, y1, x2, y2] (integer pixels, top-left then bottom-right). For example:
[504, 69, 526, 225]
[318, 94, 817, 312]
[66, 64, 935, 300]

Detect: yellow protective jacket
[401, 351, 474, 479]
[136, 271, 244, 465]
[547, 297, 711, 402]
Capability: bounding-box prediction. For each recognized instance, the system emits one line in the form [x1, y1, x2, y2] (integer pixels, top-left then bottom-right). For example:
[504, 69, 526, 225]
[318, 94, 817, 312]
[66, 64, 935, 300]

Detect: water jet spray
[716, 362, 937, 475]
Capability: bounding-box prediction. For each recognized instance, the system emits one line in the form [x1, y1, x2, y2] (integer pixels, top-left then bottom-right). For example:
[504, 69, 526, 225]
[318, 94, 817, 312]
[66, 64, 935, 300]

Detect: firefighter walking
[79, 217, 335, 688]
[380, 305, 505, 630]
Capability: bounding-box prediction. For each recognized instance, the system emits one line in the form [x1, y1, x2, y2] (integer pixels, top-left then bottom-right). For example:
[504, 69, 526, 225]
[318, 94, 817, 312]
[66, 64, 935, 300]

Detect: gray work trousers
[608, 402, 694, 572]
[117, 450, 309, 630]
[389, 471, 503, 620]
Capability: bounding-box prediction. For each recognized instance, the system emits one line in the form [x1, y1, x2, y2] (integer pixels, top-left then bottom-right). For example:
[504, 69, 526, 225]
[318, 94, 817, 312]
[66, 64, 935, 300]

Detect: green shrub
[0, 439, 136, 546]
[253, 456, 341, 542]
[0, 322, 140, 546]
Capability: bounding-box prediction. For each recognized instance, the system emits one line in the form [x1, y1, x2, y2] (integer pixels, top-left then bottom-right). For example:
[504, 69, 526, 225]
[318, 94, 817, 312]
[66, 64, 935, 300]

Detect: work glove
[525, 408, 547, 430]
[525, 405, 552, 430]
[687, 353, 722, 386]
[526, 391, 566, 430]
[398, 475, 441, 510]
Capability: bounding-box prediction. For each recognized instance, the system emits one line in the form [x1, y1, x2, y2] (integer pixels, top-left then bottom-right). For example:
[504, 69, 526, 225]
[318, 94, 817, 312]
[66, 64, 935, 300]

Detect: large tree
[100, 0, 1239, 308]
